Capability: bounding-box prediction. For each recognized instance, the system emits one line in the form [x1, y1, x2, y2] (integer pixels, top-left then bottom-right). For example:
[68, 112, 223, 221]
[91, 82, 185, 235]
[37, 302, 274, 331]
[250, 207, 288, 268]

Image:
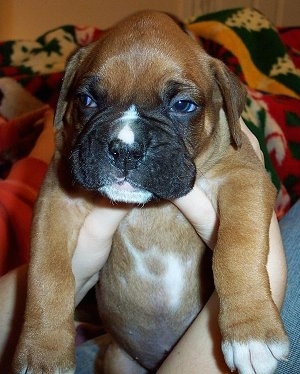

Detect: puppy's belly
[96, 204, 213, 370]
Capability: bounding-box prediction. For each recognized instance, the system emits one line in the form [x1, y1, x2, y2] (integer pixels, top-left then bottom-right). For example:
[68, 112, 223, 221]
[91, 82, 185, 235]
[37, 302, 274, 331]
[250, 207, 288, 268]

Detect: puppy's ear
[211, 58, 246, 148]
[54, 45, 90, 129]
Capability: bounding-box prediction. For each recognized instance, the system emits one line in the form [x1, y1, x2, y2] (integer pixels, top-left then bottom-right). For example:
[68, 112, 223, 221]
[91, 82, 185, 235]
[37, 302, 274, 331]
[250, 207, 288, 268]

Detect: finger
[82, 199, 131, 240]
[240, 119, 264, 163]
[172, 186, 218, 249]
[73, 200, 131, 304]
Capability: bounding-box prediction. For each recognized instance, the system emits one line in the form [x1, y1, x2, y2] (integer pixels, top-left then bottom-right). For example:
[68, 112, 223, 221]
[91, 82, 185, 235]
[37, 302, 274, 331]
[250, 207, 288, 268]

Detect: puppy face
[55, 12, 245, 203]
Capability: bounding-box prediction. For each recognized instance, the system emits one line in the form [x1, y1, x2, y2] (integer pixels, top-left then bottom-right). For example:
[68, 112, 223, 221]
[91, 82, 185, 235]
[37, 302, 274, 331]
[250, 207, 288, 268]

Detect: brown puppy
[14, 11, 288, 374]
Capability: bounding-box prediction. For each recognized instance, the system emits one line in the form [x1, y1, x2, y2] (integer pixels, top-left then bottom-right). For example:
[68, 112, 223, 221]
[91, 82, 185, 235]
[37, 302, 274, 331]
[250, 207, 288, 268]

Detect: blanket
[189, 7, 300, 98]
[0, 7, 299, 210]
[188, 8, 300, 210]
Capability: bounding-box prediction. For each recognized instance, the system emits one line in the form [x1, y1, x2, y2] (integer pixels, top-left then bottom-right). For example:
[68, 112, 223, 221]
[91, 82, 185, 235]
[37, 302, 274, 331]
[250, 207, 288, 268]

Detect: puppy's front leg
[213, 169, 289, 374]
[13, 164, 90, 374]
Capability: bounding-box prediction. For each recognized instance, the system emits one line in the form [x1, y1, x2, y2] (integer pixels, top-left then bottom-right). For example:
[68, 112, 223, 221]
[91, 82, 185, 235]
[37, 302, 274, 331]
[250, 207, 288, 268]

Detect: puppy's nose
[108, 139, 144, 171]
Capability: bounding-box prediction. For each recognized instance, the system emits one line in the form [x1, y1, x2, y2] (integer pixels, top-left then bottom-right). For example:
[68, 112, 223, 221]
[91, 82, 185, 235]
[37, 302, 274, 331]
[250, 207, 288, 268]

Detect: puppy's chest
[119, 235, 198, 310]
[98, 203, 213, 367]
[101, 205, 207, 312]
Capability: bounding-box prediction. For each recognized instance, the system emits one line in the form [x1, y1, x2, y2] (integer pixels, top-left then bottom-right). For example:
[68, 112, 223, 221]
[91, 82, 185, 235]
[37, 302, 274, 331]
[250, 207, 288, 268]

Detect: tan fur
[14, 11, 288, 374]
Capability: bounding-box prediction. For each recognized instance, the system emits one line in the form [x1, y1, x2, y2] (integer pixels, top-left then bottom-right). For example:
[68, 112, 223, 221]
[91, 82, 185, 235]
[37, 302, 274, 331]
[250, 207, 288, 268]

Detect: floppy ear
[54, 45, 91, 129]
[211, 58, 246, 148]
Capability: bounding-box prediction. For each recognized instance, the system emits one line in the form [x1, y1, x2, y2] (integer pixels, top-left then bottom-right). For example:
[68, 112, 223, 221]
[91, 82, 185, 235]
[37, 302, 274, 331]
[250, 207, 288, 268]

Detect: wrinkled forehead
[100, 45, 182, 75]
[99, 49, 182, 97]
[75, 41, 212, 107]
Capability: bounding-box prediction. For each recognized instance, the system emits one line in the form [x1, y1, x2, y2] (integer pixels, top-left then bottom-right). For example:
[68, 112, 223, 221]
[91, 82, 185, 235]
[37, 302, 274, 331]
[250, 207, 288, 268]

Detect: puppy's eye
[171, 100, 197, 114]
[79, 94, 97, 108]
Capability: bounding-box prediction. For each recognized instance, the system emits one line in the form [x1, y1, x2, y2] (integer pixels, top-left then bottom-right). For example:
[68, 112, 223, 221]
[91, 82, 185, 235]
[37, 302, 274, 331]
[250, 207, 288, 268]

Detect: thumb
[172, 186, 219, 249]
[83, 199, 131, 240]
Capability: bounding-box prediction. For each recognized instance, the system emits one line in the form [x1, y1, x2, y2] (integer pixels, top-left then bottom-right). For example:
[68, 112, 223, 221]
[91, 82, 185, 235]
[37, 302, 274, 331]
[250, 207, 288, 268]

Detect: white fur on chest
[122, 235, 192, 311]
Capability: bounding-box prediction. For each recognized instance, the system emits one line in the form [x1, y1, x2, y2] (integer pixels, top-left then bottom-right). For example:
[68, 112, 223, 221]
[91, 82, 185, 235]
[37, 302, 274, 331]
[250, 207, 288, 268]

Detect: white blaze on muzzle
[117, 105, 139, 145]
[118, 124, 135, 144]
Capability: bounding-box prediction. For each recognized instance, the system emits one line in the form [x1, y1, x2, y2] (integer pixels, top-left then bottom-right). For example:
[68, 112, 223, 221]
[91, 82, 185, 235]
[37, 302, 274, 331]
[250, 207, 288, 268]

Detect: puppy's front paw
[219, 299, 289, 374]
[14, 329, 75, 374]
[14, 356, 75, 374]
[14, 357, 75, 374]
[222, 339, 289, 374]
[17, 368, 75, 374]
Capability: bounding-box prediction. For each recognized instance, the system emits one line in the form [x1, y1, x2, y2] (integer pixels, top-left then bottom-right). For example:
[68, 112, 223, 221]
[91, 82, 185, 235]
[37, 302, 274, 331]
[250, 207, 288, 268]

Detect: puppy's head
[55, 11, 246, 204]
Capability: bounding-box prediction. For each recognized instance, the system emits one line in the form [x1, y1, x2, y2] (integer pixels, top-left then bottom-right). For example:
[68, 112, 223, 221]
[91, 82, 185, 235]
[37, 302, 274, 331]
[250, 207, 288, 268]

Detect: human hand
[172, 118, 287, 309]
[72, 199, 131, 305]
[172, 118, 264, 249]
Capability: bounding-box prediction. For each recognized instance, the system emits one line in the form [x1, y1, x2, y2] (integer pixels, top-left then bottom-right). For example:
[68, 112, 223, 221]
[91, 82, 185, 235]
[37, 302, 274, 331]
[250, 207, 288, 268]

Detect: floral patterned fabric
[0, 26, 103, 106]
[189, 7, 300, 215]
[0, 7, 300, 216]
[189, 7, 300, 98]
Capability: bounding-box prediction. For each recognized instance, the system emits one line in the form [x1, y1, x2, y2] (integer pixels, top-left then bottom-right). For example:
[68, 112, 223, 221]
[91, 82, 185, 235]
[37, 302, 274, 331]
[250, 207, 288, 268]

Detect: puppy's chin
[100, 182, 153, 204]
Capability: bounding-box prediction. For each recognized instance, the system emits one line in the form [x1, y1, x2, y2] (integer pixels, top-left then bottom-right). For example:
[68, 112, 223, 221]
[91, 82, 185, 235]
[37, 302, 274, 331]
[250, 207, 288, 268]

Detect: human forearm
[158, 213, 287, 374]
[267, 212, 287, 309]
[157, 290, 229, 374]
[72, 200, 130, 305]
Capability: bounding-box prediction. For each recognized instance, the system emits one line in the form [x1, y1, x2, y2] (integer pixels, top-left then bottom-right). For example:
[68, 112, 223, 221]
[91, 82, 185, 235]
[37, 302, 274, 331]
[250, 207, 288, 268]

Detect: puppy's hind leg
[103, 341, 148, 374]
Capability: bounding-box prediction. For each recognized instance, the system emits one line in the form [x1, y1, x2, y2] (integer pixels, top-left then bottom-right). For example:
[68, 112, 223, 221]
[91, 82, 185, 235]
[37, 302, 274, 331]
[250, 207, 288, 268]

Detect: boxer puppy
[14, 11, 289, 374]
